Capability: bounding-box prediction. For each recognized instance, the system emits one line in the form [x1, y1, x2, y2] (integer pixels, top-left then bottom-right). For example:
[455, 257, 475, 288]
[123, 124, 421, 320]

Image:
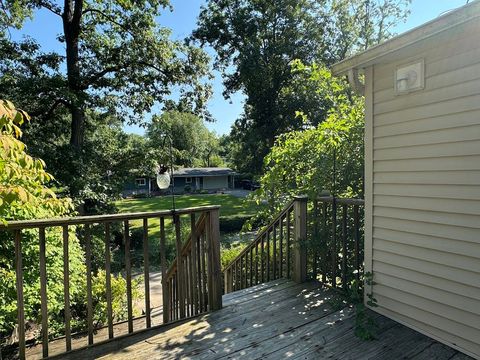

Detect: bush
[219, 215, 252, 233]
[221, 242, 248, 270]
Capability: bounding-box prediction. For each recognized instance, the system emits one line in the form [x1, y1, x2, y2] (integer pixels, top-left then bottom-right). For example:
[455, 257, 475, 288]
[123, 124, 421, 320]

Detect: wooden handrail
[0, 205, 221, 229]
[223, 195, 365, 294]
[2, 205, 222, 360]
[165, 213, 207, 279]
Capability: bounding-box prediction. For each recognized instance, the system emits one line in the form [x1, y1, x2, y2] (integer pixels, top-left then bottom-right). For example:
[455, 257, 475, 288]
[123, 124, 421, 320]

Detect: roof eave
[332, 1, 480, 76]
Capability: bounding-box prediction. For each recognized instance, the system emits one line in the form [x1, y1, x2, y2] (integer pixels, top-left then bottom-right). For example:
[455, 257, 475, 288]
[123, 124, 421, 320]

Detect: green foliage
[0, 100, 83, 336]
[147, 111, 224, 169]
[0, 0, 212, 203]
[219, 215, 252, 233]
[251, 63, 364, 224]
[0, 101, 142, 340]
[353, 272, 379, 341]
[220, 242, 248, 270]
[194, 0, 410, 174]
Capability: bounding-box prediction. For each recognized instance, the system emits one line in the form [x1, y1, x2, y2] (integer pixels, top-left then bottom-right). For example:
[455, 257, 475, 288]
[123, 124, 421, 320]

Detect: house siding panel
[203, 176, 228, 190]
[369, 17, 480, 359]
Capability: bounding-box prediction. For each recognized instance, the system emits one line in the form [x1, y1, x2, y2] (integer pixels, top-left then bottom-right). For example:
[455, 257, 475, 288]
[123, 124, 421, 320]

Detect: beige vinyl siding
[369, 16, 480, 359]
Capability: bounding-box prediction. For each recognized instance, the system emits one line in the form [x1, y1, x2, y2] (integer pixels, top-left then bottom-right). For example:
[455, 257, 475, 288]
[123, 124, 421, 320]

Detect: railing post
[293, 196, 308, 283]
[207, 209, 223, 310]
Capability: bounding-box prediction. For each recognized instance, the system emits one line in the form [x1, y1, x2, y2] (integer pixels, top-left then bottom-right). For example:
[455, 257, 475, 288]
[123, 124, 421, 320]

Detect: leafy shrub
[0, 100, 84, 337]
[221, 242, 248, 270]
[219, 215, 252, 233]
[0, 101, 142, 342]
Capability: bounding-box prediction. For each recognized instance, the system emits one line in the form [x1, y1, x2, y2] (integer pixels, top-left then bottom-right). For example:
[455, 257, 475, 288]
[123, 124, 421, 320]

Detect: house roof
[173, 167, 235, 177]
[332, 1, 480, 75]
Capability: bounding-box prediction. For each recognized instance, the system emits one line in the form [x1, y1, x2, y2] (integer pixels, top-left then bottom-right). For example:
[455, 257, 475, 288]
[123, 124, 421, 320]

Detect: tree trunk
[63, 0, 85, 151]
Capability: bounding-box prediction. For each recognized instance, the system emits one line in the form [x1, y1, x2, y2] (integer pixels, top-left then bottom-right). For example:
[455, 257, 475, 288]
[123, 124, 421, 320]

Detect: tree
[147, 110, 224, 168]
[0, 0, 212, 196]
[250, 63, 364, 221]
[0, 100, 85, 336]
[193, 0, 410, 173]
[0, 100, 140, 337]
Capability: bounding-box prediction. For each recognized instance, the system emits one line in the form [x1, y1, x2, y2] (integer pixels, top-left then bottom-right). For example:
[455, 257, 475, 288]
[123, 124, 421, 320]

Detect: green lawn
[115, 193, 258, 218]
[113, 194, 260, 270]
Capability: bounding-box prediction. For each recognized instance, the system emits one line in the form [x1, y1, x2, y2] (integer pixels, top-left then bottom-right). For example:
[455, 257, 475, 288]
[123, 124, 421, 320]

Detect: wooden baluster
[190, 214, 198, 314]
[232, 260, 237, 291]
[62, 226, 71, 351]
[85, 224, 94, 345]
[322, 202, 328, 283]
[240, 255, 244, 289]
[39, 227, 49, 358]
[354, 205, 361, 284]
[143, 219, 151, 328]
[342, 205, 348, 289]
[174, 215, 186, 318]
[279, 217, 284, 278]
[331, 199, 337, 288]
[266, 231, 270, 282]
[286, 211, 291, 279]
[255, 241, 259, 285]
[124, 220, 133, 332]
[160, 217, 169, 323]
[196, 232, 204, 310]
[273, 224, 277, 280]
[206, 209, 222, 311]
[105, 223, 114, 338]
[249, 247, 253, 287]
[200, 232, 208, 312]
[169, 277, 174, 321]
[244, 252, 248, 289]
[14, 230, 26, 360]
[260, 235, 265, 283]
[172, 276, 176, 320]
[183, 256, 188, 317]
[313, 201, 319, 280]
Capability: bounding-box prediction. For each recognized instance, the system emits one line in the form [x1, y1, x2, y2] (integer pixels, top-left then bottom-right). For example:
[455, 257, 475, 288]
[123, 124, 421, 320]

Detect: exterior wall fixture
[395, 59, 424, 94]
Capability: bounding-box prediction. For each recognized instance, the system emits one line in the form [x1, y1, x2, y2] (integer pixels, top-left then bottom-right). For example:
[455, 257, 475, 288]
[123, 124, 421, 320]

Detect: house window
[135, 178, 146, 186]
[185, 177, 192, 183]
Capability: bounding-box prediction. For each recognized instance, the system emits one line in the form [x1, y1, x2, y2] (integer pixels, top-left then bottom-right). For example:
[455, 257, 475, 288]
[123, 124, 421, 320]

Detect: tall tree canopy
[0, 0, 211, 149]
[0, 0, 212, 197]
[193, 0, 410, 173]
[147, 111, 224, 169]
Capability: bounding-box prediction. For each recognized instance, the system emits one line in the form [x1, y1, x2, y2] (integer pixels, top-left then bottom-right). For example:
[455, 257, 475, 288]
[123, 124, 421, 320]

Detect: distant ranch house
[172, 167, 235, 193]
[123, 167, 235, 196]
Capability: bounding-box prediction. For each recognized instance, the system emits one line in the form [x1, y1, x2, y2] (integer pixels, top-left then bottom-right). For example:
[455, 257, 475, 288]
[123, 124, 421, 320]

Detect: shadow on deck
[52, 279, 471, 360]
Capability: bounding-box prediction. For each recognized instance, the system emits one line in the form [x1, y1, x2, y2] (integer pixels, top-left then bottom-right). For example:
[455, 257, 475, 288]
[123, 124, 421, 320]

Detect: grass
[113, 194, 261, 270]
[115, 193, 258, 218]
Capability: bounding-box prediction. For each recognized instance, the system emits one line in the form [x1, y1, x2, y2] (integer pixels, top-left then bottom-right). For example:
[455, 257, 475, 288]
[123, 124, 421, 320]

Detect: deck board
[49, 279, 471, 360]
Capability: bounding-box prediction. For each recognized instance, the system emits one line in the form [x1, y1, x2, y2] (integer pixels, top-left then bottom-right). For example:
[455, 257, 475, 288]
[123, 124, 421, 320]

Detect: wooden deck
[53, 279, 471, 360]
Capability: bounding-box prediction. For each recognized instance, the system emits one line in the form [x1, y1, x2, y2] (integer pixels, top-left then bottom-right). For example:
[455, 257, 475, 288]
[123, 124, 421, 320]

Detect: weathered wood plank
[85, 224, 94, 345]
[159, 217, 169, 324]
[142, 219, 151, 328]
[62, 226, 72, 351]
[104, 223, 114, 339]
[43, 280, 471, 360]
[39, 227, 49, 358]
[124, 220, 133, 333]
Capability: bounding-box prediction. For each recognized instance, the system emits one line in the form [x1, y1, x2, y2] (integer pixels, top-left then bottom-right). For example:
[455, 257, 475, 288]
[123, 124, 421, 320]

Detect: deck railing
[224, 196, 364, 293]
[0, 206, 222, 360]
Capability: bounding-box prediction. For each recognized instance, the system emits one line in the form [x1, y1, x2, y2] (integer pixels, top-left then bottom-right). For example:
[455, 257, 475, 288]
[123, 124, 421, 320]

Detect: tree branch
[82, 60, 168, 89]
[83, 8, 133, 35]
[35, 0, 62, 16]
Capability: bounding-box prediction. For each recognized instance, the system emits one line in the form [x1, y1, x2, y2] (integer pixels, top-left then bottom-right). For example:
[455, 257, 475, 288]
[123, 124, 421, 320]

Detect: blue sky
[11, 0, 470, 135]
